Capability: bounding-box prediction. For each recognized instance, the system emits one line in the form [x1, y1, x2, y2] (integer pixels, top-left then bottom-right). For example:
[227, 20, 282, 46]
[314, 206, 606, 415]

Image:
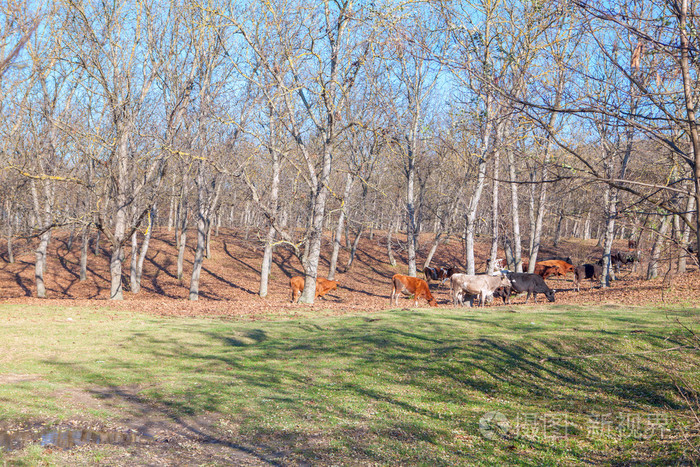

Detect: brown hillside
[0, 228, 698, 316]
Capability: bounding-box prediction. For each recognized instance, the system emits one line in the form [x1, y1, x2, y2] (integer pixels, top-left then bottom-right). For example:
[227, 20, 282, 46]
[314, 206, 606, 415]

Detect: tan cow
[390, 274, 437, 307]
[450, 273, 512, 307]
[290, 276, 340, 303]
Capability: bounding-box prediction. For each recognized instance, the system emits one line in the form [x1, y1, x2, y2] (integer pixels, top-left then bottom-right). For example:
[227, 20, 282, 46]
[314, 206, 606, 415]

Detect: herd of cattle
[289, 251, 639, 307]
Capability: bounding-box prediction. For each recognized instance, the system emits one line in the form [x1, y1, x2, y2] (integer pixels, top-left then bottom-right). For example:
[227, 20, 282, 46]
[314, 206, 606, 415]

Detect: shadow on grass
[41, 310, 696, 464]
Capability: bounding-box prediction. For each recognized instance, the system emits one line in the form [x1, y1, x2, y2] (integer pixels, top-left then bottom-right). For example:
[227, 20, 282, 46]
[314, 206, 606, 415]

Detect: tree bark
[423, 231, 444, 270]
[527, 168, 548, 273]
[329, 172, 354, 280]
[677, 0, 700, 267]
[465, 156, 488, 275]
[678, 194, 695, 273]
[647, 215, 671, 280]
[80, 226, 88, 281]
[508, 148, 523, 272]
[488, 134, 502, 273]
[35, 230, 51, 298]
[387, 215, 397, 267]
[344, 225, 363, 272]
[259, 141, 281, 298]
[600, 183, 617, 287]
[298, 149, 333, 303]
[130, 207, 153, 294]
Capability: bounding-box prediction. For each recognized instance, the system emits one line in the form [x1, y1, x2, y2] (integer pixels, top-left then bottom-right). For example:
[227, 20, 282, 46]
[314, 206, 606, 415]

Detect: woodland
[0, 0, 699, 304]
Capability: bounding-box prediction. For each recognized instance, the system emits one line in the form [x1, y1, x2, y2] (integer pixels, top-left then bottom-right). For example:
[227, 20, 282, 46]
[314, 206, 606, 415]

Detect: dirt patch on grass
[2, 385, 283, 466]
[0, 374, 43, 384]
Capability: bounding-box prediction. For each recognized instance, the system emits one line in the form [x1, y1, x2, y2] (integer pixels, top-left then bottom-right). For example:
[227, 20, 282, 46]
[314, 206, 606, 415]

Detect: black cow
[573, 264, 602, 291]
[424, 266, 456, 284]
[598, 251, 639, 273]
[423, 267, 440, 282]
[506, 272, 555, 304]
[492, 285, 512, 305]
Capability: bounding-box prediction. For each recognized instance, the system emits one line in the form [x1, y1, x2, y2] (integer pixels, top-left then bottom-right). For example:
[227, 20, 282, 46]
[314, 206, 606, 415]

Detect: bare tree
[65, 0, 169, 299]
[217, 0, 375, 303]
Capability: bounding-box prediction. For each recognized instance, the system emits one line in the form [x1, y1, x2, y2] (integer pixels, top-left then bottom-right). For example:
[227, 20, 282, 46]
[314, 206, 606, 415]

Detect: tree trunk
[677, 0, 700, 268]
[678, 194, 695, 273]
[527, 172, 536, 257]
[488, 143, 501, 273]
[130, 231, 139, 291]
[7, 235, 13, 264]
[344, 225, 363, 272]
[94, 230, 100, 255]
[80, 226, 89, 281]
[35, 230, 51, 298]
[508, 148, 523, 272]
[647, 215, 671, 280]
[259, 129, 281, 297]
[406, 155, 418, 277]
[465, 157, 488, 275]
[205, 218, 212, 259]
[109, 243, 124, 300]
[298, 146, 333, 304]
[423, 231, 444, 270]
[189, 216, 208, 301]
[600, 184, 617, 287]
[329, 172, 354, 280]
[583, 212, 591, 240]
[177, 225, 187, 281]
[67, 227, 75, 251]
[131, 208, 153, 294]
[259, 226, 275, 298]
[167, 181, 176, 231]
[553, 210, 564, 247]
[387, 215, 397, 267]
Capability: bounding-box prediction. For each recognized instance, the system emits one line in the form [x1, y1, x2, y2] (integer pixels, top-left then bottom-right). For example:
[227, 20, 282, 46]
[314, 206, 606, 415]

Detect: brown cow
[522, 262, 561, 280]
[290, 276, 340, 303]
[391, 274, 437, 307]
[524, 259, 574, 278]
[537, 260, 574, 276]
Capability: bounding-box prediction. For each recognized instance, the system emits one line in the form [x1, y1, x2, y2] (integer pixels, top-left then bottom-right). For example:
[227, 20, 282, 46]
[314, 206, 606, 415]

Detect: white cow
[450, 273, 512, 307]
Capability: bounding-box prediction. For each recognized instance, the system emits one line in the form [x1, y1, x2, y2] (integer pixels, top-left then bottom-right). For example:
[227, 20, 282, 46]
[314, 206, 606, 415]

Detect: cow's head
[545, 289, 556, 302]
[498, 273, 512, 288]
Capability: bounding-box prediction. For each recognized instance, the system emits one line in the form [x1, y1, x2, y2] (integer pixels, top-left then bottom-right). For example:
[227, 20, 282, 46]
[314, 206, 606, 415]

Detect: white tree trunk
[80, 226, 89, 281]
[465, 157, 488, 275]
[259, 138, 281, 297]
[35, 230, 51, 298]
[678, 195, 695, 273]
[189, 216, 208, 301]
[488, 143, 501, 273]
[508, 149, 523, 272]
[329, 172, 353, 280]
[600, 184, 617, 287]
[299, 149, 333, 303]
[647, 215, 671, 280]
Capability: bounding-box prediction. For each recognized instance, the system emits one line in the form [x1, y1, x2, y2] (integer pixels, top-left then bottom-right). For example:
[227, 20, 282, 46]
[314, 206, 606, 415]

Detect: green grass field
[0, 304, 698, 465]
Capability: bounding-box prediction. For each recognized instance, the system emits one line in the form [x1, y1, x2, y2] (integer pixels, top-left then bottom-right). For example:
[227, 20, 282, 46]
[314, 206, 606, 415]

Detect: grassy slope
[0, 303, 698, 465]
